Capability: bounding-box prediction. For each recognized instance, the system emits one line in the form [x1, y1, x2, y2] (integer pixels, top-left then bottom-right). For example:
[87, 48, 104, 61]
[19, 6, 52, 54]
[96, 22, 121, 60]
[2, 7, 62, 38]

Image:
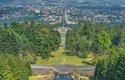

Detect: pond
[53, 74, 73, 80]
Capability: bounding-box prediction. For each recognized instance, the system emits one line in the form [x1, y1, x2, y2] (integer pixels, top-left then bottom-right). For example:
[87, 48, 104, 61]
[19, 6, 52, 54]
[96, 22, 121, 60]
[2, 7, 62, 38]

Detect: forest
[0, 21, 125, 80]
[0, 21, 61, 80]
[65, 21, 125, 80]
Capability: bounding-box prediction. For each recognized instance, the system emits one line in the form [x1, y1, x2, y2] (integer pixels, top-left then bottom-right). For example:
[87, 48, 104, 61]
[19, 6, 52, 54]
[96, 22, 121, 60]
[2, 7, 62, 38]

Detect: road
[31, 65, 59, 72]
[31, 64, 95, 75]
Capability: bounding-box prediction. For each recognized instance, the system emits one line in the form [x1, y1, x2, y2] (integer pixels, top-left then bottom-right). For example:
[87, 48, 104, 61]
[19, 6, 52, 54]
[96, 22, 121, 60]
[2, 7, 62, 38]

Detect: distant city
[1, 0, 125, 26]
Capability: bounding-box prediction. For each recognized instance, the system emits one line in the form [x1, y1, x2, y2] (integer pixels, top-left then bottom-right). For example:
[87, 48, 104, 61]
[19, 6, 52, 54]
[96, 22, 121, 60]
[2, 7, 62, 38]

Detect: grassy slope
[29, 75, 48, 80]
[36, 32, 94, 66]
[36, 47, 94, 66]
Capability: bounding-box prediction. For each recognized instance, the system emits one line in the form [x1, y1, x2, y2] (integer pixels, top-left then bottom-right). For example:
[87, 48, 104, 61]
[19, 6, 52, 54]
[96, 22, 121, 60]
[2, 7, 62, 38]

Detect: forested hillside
[65, 21, 125, 80]
[1, 21, 125, 80]
[0, 22, 61, 80]
[66, 21, 125, 58]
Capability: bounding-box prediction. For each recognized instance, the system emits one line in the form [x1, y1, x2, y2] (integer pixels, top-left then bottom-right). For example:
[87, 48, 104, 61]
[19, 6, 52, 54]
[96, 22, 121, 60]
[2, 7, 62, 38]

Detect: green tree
[0, 28, 19, 54]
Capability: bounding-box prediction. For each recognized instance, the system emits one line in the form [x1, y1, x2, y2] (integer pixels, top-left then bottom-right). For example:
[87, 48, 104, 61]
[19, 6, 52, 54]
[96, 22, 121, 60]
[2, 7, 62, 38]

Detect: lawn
[36, 47, 94, 66]
[29, 75, 48, 80]
[60, 32, 66, 38]
[80, 76, 90, 80]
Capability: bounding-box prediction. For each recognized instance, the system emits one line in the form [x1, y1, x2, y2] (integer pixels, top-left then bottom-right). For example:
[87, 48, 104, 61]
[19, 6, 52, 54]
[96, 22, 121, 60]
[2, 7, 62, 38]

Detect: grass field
[36, 47, 94, 66]
[29, 75, 48, 80]
[80, 76, 90, 80]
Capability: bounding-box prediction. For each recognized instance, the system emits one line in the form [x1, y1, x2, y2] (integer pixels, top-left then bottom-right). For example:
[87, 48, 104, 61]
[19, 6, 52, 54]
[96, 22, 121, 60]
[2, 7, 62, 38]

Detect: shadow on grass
[82, 61, 95, 66]
[50, 55, 55, 58]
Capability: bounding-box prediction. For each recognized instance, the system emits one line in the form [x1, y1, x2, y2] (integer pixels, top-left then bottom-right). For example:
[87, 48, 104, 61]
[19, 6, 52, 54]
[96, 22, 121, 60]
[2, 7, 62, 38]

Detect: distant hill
[0, 0, 15, 3]
[78, 0, 125, 5]
[0, 0, 125, 6]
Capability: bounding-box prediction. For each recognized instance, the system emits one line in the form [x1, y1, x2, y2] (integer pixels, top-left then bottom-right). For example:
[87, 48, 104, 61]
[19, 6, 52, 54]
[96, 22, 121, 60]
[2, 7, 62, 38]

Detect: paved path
[31, 65, 59, 72]
[31, 64, 95, 74]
